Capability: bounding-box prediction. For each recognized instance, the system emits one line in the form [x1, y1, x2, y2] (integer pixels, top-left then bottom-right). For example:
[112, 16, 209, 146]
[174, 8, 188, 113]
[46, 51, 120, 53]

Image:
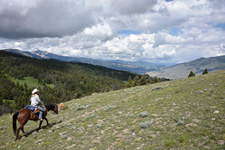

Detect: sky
[0, 0, 225, 63]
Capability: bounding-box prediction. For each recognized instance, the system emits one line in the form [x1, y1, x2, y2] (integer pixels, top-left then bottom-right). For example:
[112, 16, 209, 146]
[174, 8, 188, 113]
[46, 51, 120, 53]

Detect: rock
[32, 131, 38, 135]
[61, 134, 68, 139]
[139, 111, 148, 118]
[96, 122, 104, 128]
[35, 139, 42, 144]
[211, 118, 215, 121]
[76, 106, 85, 110]
[104, 105, 116, 111]
[72, 126, 76, 131]
[0, 126, 7, 130]
[76, 105, 91, 110]
[48, 130, 53, 132]
[66, 123, 72, 127]
[213, 110, 219, 114]
[152, 87, 163, 91]
[59, 132, 67, 136]
[140, 121, 150, 128]
[218, 140, 224, 145]
[39, 129, 43, 132]
[60, 132, 67, 139]
[83, 114, 95, 120]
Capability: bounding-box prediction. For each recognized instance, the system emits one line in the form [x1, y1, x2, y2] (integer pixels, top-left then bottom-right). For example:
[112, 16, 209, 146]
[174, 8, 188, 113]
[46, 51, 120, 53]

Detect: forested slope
[0, 51, 138, 114]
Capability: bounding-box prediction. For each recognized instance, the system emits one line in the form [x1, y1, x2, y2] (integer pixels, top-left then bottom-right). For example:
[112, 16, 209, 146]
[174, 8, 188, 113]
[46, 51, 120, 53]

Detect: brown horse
[12, 103, 58, 140]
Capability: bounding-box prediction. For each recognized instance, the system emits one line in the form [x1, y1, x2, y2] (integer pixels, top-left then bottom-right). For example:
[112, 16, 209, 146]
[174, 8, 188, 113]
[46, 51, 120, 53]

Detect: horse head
[54, 103, 58, 114]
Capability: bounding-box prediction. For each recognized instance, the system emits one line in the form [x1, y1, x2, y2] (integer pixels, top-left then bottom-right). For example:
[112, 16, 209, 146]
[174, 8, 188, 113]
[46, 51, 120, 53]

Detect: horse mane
[44, 104, 56, 111]
[45, 103, 55, 107]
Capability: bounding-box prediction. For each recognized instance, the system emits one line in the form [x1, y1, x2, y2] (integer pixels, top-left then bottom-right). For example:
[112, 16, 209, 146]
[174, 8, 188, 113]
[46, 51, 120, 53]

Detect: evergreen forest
[0, 51, 167, 115]
[0, 51, 141, 114]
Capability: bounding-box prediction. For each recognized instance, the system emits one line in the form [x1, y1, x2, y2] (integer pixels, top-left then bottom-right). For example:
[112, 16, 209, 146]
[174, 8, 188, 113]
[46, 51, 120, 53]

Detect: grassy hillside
[0, 71, 224, 149]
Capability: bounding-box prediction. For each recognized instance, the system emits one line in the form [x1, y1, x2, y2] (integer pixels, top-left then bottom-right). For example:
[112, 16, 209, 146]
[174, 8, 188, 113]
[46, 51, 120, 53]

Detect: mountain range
[1, 49, 170, 74]
[146, 55, 225, 79]
[1, 49, 225, 79]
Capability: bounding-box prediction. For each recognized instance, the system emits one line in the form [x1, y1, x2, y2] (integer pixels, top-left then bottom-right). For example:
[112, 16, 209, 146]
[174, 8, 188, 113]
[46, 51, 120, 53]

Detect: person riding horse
[30, 89, 45, 121]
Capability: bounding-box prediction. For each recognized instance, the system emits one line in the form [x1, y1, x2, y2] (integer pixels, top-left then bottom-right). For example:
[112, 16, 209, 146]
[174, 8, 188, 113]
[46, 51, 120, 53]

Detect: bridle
[54, 104, 58, 114]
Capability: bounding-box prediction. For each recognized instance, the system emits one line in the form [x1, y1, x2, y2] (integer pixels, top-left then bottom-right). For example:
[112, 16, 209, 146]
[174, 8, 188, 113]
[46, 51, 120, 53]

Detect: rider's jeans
[35, 105, 43, 119]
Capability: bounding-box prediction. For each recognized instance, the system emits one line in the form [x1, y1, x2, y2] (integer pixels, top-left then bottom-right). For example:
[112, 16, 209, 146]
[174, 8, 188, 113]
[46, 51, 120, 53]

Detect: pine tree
[153, 77, 159, 83]
[0, 97, 2, 105]
[133, 75, 139, 87]
[188, 71, 195, 78]
[161, 77, 166, 82]
[126, 76, 133, 88]
[105, 86, 111, 92]
[139, 75, 147, 85]
[202, 68, 208, 75]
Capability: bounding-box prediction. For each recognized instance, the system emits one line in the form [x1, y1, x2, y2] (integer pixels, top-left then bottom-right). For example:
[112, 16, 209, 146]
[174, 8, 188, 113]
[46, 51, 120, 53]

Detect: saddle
[33, 107, 39, 113]
[24, 105, 40, 114]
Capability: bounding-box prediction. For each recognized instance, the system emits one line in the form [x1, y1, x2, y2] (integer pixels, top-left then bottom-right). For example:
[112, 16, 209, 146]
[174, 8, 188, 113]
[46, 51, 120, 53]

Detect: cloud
[83, 22, 114, 41]
[0, 0, 225, 63]
[109, 0, 157, 15]
[0, 0, 95, 38]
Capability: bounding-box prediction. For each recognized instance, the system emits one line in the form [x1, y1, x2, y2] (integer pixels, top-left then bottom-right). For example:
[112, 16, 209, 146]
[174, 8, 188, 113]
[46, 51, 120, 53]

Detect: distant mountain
[1, 49, 169, 74]
[146, 55, 225, 79]
[1, 49, 42, 59]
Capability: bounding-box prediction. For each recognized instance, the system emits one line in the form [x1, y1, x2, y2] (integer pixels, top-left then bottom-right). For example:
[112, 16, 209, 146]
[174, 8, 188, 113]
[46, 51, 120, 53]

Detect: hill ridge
[147, 55, 225, 79]
[1, 49, 167, 74]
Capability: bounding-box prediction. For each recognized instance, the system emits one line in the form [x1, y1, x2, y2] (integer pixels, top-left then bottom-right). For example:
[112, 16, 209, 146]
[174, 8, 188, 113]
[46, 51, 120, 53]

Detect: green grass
[3, 99, 14, 104]
[11, 76, 54, 88]
[0, 70, 224, 150]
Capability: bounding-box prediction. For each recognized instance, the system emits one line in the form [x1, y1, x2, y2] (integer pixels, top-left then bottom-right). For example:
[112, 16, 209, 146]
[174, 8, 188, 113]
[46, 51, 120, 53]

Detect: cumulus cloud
[0, 0, 225, 63]
[0, 0, 95, 38]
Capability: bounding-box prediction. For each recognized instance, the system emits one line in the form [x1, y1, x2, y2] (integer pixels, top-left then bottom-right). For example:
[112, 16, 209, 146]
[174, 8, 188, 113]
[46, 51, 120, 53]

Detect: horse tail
[12, 112, 19, 136]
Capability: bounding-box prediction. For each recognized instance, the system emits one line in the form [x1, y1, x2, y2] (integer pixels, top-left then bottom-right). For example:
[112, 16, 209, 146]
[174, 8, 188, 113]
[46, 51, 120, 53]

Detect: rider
[30, 89, 44, 121]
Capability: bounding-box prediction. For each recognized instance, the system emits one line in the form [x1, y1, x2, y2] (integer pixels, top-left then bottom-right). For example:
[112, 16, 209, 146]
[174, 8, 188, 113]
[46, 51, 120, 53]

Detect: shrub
[202, 68, 208, 75]
[188, 71, 195, 78]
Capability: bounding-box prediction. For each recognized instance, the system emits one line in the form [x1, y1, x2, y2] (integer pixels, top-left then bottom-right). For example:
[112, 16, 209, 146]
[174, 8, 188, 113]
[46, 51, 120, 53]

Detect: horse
[12, 103, 58, 140]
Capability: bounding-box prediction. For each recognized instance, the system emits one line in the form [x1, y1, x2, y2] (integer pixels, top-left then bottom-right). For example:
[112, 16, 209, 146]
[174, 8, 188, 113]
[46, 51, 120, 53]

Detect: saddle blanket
[24, 104, 39, 113]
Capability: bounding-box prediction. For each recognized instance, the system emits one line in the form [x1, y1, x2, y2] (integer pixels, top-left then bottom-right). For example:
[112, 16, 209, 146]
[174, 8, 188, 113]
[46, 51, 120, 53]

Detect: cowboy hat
[32, 89, 39, 94]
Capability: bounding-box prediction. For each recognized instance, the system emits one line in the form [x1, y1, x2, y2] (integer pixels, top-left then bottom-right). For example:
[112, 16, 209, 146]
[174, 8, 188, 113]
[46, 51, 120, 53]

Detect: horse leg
[16, 124, 23, 140]
[39, 117, 49, 129]
[45, 118, 49, 126]
[39, 120, 43, 129]
[21, 121, 28, 137]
